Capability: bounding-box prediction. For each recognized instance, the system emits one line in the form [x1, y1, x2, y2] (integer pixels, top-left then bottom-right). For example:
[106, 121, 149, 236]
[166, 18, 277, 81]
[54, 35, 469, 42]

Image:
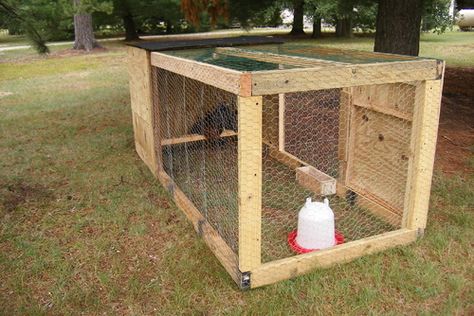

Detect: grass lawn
[0, 32, 473, 314]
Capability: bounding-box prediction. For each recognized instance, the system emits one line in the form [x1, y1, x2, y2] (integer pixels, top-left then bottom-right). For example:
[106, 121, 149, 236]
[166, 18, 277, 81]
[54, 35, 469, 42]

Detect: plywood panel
[128, 47, 153, 123]
[353, 83, 415, 121]
[132, 113, 156, 172]
[128, 47, 158, 175]
[346, 107, 412, 213]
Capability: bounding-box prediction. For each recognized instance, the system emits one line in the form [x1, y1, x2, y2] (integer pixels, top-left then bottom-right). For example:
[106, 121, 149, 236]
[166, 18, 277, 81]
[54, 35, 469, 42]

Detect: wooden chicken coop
[127, 36, 444, 289]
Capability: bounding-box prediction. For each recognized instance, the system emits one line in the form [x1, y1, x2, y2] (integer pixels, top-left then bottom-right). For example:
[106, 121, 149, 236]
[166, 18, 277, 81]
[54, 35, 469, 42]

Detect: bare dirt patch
[435, 67, 474, 176]
[0, 179, 53, 212]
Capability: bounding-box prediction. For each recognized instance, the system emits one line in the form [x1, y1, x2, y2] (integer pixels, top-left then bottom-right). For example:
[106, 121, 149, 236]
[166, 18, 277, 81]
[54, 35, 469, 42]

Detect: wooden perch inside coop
[296, 166, 337, 196]
[161, 129, 237, 146]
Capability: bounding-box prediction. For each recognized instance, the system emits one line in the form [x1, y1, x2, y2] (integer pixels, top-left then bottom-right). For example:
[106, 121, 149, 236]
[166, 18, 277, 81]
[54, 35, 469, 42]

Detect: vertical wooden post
[335, 87, 353, 197]
[128, 46, 160, 176]
[278, 64, 285, 152]
[278, 93, 285, 151]
[403, 71, 444, 231]
[238, 95, 263, 272]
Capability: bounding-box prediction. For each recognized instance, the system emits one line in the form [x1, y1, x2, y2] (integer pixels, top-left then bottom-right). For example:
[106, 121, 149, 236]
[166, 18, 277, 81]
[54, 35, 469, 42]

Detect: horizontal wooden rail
[353, 102, 413, 121]
[250, 228, 417, 288]
[161, 130, 237, 146]
[251, 59, 441, 95]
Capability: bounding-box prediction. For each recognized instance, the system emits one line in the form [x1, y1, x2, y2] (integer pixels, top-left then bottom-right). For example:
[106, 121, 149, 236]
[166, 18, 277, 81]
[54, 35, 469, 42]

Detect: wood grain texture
[151, 52, 244, 94]
[296, 166, 337, 196]
[262, 95, 279, 147]
[128, 47, 158, 176]
[251, 60, 439, 95]
[403, 77, 444, 230]
[352, 83, 415, 121]
[161, 130, 237, 146]
[251, 229, 417, 288]
[338, 88, 352, 184]
[278, 93, 285, 151]
[128, 47, 153, 122]
[346, 106, 412, 214]
[238, 96, 263, 272]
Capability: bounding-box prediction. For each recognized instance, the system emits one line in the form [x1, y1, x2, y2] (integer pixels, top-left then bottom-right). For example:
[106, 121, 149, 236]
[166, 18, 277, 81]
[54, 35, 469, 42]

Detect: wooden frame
[238, 95, 263, 272]
[129, 45, 444, 289]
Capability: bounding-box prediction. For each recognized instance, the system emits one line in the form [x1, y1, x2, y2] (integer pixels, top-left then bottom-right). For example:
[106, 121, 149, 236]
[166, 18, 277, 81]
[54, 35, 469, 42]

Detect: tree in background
[334, 0, 355, 37]
[374, 0, 423, 56]
[290, 0, 305, 35]
[422, 0, 452, 34]
[0, 0, 49, 53]
[111, 0, 138, 40]
[181, 0, 279, 30]
[307, 0, 357, 38]
[307, 2, 322, 38]
[72, 0, 112, 50]
[181, 0, 228, 30]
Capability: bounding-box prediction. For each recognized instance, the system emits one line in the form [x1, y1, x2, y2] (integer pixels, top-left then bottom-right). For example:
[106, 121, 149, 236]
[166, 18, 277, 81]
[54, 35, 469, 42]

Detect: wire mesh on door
[153, 67, 239, 253]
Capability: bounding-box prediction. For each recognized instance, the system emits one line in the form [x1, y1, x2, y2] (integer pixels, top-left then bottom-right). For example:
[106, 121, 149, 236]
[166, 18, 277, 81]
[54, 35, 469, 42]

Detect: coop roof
[143, 38, 442, 96]
[127, 36, 285, 52]
[161, 43, 432, 72]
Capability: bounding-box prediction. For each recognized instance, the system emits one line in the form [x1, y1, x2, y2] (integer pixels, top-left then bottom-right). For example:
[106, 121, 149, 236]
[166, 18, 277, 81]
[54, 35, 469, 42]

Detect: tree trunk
[123, 14, 139, 41]
[312, 16, 322, 38]
[335, 18, 352, 37]
[374, 0, 422, 56]
[165, 20, 173, 34]
[343, 17, 353, 37]
[290, 0, 305, 35]
[73, 0, 98, 51]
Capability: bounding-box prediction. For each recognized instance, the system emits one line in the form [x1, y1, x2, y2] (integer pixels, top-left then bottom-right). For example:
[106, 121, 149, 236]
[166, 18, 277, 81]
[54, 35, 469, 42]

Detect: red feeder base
[288, 230, 345, 254]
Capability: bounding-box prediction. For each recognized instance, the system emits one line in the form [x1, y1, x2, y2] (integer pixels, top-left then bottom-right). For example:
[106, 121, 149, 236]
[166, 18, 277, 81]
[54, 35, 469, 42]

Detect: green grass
[0, 34, 473, 314]
[294, 31, 474, 67]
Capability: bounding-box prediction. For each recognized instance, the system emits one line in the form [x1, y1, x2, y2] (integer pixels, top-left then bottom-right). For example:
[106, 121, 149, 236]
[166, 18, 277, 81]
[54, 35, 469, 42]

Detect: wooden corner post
[128, 46, 160, 176]
[403, 64, 444, 232]
[238, 95, 263, 273]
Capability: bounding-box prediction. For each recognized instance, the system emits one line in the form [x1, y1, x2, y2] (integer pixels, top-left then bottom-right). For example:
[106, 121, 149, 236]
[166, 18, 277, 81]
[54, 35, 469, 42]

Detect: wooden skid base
[250, 228, 417, 288]
[157, 170, 241, 286]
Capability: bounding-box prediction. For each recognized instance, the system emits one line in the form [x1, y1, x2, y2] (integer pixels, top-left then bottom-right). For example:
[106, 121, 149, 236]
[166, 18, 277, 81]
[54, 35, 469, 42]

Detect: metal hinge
[240, 271, 251, 290]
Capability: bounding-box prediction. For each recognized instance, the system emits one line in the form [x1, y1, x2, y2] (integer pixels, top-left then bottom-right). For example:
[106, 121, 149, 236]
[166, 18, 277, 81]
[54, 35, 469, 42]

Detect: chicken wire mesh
[153, 67, 240, 253]
[260, 83, 415, 262]
[149, 43, 438, 267]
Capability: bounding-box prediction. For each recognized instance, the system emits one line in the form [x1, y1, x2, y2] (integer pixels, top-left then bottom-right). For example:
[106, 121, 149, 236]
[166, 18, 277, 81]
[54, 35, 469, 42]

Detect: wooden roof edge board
[127, 35, 285, 52]
[290, 45, 422, 61]
[214, 46, 348, 67]
[151, 51, 246, 95]
[250, 59, 441, 95]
